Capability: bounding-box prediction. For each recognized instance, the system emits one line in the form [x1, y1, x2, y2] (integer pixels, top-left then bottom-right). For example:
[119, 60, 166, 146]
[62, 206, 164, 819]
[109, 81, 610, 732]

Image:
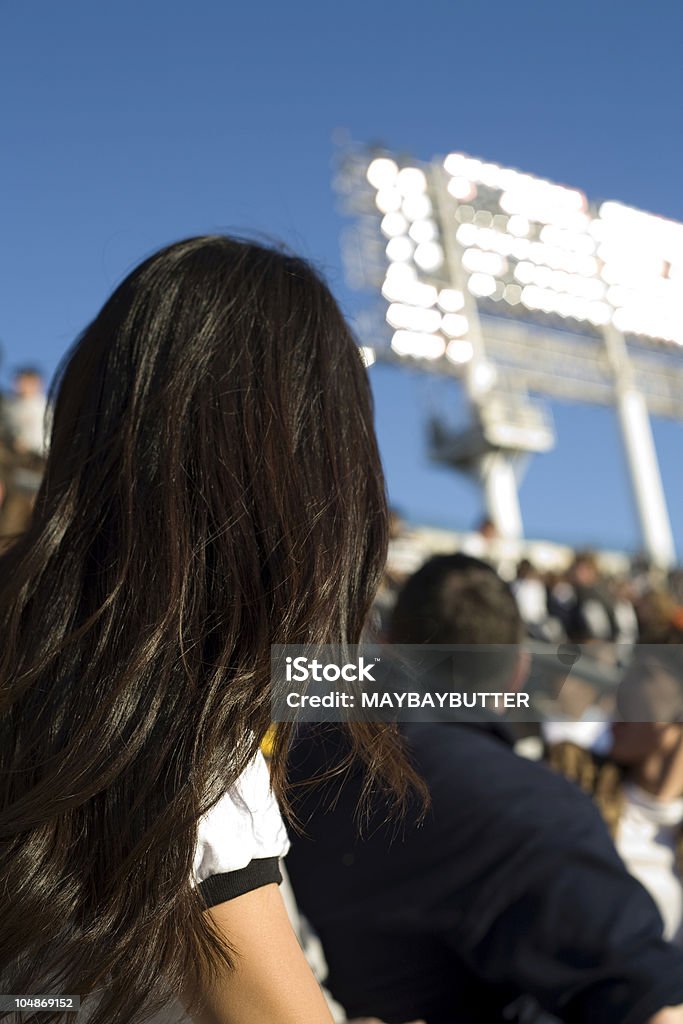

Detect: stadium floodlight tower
[337, 145, 683, 568]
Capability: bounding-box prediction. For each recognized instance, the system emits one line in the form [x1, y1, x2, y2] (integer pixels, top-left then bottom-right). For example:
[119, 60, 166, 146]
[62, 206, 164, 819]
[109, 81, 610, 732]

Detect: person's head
[516, 558, 536, 580]
[478, 516, 497, 540]
[0, 236, 411, 1022]
[636, 589, 683, 644]
[389, 552, 522, 645]
[572, 551, 599, 587]
[13, 365, 43, 398]
[612, 646, 683, 769]
[389, 553, 525, 690]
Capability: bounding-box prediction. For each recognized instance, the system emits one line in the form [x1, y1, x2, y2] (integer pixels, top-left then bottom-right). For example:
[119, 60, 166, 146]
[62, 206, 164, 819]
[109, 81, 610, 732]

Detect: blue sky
[1, 1, 682, 555]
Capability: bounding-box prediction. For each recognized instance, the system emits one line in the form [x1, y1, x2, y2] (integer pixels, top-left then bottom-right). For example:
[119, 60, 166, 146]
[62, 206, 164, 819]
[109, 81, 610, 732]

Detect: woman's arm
[188, 883, 335, 1024]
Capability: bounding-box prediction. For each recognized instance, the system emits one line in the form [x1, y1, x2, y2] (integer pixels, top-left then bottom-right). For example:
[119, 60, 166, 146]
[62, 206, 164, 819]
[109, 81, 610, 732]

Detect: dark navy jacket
[286, 720, 683, 1024]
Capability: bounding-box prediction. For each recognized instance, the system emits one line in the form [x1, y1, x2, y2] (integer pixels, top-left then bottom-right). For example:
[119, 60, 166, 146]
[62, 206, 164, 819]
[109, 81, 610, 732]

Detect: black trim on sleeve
[198, 856, 282, 909]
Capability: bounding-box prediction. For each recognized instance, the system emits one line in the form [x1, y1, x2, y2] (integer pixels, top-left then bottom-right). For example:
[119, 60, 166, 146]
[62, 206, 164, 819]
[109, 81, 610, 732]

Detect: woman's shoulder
[193, 751, 290, 908]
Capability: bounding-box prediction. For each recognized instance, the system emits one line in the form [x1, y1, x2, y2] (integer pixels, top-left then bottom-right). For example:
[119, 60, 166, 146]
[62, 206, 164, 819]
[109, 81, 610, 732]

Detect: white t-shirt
[192, 751, 290, 907]
[4, 393, 48, 456]
[82, 753, 290, 1023]
[617, 783, 683, 945]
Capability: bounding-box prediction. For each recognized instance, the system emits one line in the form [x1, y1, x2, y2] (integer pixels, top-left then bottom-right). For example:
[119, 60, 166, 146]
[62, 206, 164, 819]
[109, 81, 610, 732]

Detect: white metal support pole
[480, 451, 524, 539]
[432, 162, 524, 541]
[603, 324, 676, 569]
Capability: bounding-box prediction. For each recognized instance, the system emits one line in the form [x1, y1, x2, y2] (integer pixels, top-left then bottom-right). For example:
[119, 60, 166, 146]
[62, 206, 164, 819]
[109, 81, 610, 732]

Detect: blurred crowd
[378, 509, 683, 650]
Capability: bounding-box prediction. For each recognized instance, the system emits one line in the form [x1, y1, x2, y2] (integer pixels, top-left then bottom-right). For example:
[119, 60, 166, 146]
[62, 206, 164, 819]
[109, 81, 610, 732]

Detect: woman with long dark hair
[0, 236, 414, 1024]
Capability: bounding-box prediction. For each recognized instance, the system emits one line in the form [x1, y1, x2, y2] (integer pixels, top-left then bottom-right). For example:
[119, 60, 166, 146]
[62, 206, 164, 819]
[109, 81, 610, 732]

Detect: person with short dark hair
[286, 555, 683, 1024]
[554, 551, 619, 642]
[389, 552, 522, 646]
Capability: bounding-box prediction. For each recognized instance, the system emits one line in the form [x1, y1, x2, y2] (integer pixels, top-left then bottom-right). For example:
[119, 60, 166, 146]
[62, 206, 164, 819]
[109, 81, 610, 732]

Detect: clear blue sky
[2, 1, 682, 555]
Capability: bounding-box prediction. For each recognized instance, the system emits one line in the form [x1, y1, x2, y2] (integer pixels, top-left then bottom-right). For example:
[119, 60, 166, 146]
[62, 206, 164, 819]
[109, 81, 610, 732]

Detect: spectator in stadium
[546, 567, 575, 624]
[371, 509, 428, 639]
[0, 236, 421, 1024]
[612, 576, 640, 647]
[463, 514, 522, 580]
[539, 643, 617, 752]
[3, 365, 48, 456]
[548, 643, 683, 946]
[553, 550, 619, 642]
[668, 570, 683, 606]
[511, 557, 562, 641]
[636, 588, 683, 645]
[477, 515, 497, 542]
[0, 365, 48, 542]
[286, 553, 683, 1024]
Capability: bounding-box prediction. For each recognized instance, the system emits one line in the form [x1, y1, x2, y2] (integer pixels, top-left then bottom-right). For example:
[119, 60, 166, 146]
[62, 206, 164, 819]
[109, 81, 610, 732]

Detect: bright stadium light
[507, 215, 530, 237]
[359, 346, 376, 367]
[382, 277, 414, 303]
[375, 187, 402, 213]
[414, 241, 444, 271]
[455, 223, 478, 247]
[385, 260, 416, 280]
[366, 157, 399, 189]
[359, 144, 683, 349]
[380, 212, 409, 237]
[443, 152, 470, 177]
[402, 193, 433, 221]
[386, 236, 414, 262]
[441, 313, 469, 337]
[587, 302, 611, 326]
[391, 330, 446, 360]
[437, 288, 465, 312]
[467, 273, 497, 297]
[447, 176, 477, 201]
[339, 142, 682, 568]
[469, 361, 497, 394]
[382, 276, 438, 306]
[386, 303, 441, 333]
[396, 166, 427, 195]
[540, 225, 596, 255]
[446, 339, 474, 364]
[462, 248, 508, 276]
[363, 146, 683, 345]
[409, 218, 438, 243]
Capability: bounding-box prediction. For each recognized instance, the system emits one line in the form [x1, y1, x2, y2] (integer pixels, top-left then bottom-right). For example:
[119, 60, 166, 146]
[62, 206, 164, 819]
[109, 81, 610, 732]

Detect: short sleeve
[192, 752, 290, 908]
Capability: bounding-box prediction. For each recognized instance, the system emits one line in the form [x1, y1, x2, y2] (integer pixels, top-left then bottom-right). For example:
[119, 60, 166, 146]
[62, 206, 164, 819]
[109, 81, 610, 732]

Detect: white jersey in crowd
[4, 393, 48, 455]
[617, 783, 683, 946]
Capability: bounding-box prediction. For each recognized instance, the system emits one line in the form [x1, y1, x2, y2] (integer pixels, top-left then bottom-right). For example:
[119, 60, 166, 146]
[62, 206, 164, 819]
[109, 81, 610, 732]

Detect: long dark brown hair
[0, 236, 413, 1023]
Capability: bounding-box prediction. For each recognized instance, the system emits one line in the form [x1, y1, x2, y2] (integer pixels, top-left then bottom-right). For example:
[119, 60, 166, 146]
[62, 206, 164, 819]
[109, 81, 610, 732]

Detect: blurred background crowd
[380, 507, 683, 649]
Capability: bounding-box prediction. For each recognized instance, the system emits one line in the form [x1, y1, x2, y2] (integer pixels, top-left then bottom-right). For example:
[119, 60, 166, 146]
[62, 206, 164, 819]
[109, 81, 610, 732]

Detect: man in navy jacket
[286, 555, 683, 1024]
